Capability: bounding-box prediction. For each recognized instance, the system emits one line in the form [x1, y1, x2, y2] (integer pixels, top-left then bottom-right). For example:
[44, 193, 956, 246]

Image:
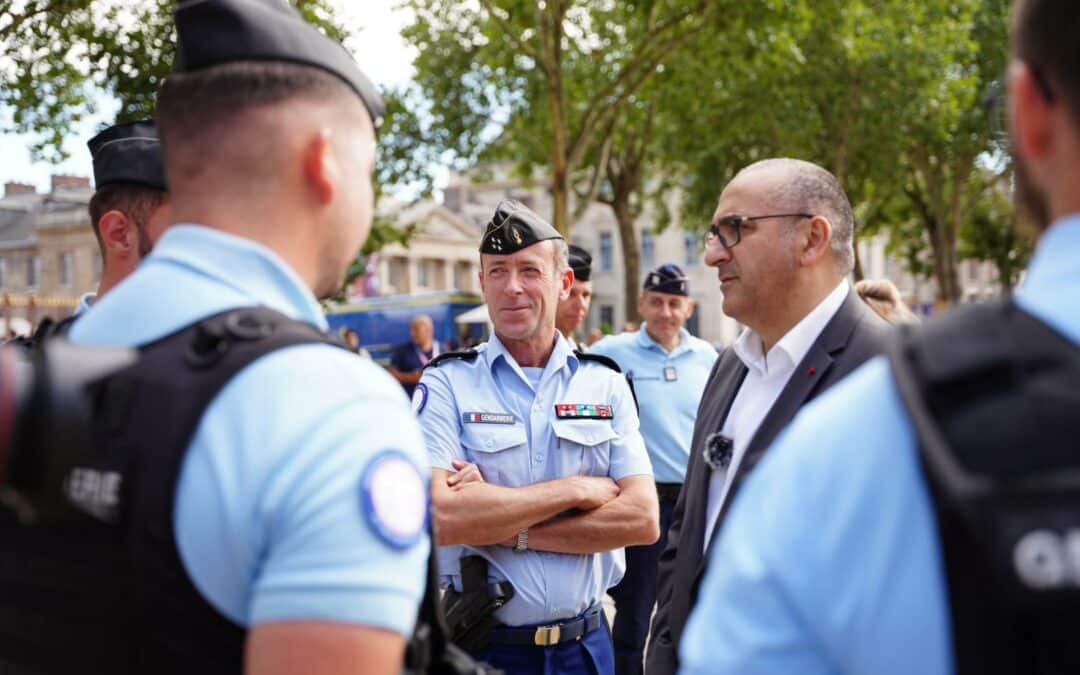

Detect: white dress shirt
[703, 280, 849, 551]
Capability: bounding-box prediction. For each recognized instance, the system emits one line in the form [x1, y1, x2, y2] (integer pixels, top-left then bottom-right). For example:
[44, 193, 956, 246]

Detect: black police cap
[173, 0, 386, 128]
[479, 200, 563, 255]
[87, 119, 166, 191]
[568, 244, 592, 281]
[643, 263, 689, 296]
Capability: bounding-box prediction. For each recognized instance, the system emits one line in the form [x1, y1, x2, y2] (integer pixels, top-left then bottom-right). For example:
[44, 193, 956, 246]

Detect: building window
[600, 305, 615, 332]
[454, 261, 474, 293]
[0, 259, 6, 289]
[26, 256, 39, 289]
[640, 229, 654, 269]
[92, 253, 103, 282]
[59, 252, 73, 287]
[599, 232, 613, 273]
[388, 256, 409, 293]
[684, 231, 699, 266]
[417, 259, 430, 288]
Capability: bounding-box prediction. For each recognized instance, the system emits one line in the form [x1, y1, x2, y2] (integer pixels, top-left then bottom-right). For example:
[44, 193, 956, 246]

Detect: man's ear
[1009, 61, 1054, 162]
[800, 215, 833, 267]
[302, 128, 337, 204]
[98, 210, 136, 257]
[558, 266, 573, 301]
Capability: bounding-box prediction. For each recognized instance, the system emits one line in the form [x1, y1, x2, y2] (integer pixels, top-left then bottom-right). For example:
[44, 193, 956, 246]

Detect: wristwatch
[513, 529, 529, 552]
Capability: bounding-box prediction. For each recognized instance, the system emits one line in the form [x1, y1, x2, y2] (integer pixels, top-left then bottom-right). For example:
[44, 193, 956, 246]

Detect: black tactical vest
[889, 299, 1080, 675]
[0, 307, 340, 674]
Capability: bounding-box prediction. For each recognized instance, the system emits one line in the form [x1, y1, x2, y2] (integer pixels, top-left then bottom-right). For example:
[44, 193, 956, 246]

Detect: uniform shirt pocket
[552, 419, 618, 477]
[460, 423, 528, 486]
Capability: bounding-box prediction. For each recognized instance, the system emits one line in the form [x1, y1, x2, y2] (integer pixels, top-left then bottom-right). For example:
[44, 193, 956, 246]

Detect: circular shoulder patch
[411, 382, 429, 415]
[361, 451, 428, 550]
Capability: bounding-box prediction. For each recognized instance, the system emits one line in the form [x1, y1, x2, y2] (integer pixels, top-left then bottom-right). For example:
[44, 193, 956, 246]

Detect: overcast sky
[0, 2, 417, 193]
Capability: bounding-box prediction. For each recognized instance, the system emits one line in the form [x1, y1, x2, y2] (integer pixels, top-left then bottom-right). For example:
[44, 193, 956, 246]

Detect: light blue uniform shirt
[69, 224, 430, 637]
[590, 326, 717, 484]
[418, 332, 653, 626]
[679, 216, 1080, 675]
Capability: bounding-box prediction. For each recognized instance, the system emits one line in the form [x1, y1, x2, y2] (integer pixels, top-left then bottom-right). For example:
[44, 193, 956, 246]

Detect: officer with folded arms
[416, 200, 659, 675]
[589, 263, 716, 675]
[0, 2, 429, 674]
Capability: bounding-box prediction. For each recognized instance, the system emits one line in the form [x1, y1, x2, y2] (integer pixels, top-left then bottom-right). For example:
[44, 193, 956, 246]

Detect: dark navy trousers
[470, 615, 614, 675]
[608, 497, 676, 675]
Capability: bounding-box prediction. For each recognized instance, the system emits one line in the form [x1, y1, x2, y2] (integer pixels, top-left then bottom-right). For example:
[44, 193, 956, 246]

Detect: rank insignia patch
[555, 403, 614, 419]
[462, 412, 517, 425]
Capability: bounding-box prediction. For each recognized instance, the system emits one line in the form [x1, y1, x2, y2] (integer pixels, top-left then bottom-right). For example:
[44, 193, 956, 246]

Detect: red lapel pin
[807, 366, 816, 376]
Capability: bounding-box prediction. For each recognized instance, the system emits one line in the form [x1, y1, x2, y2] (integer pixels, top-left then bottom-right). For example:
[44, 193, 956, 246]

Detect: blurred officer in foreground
[0, 1, 429, 674]
[556, 244, 593, 350]
[416, 200, 659, 675]
[647, 158, 887, 675]
[589, 263, 716, 675]
[680, 2, 1080, 674]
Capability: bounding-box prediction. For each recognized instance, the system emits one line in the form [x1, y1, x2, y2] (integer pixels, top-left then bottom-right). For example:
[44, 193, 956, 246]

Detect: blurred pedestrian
[855, 278, 919, 325]
[388, 314, 440, 397]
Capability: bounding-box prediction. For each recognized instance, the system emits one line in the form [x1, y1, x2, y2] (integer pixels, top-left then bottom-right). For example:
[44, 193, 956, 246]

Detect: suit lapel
[699, 289, 866, 568]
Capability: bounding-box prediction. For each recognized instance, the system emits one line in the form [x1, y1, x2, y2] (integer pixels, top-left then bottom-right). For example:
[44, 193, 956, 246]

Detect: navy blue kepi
[173, 0, 385, 127]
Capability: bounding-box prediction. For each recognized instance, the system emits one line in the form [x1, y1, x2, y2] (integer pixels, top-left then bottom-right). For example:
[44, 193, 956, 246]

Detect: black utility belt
[655, 482, 682, 502]
[489, 606, 604, 647]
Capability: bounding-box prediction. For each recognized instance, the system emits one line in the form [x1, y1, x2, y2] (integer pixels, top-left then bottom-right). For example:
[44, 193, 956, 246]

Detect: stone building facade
[0, 176, 98, 332]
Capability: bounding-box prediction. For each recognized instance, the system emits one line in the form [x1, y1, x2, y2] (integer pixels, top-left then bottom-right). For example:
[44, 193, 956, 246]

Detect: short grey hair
[739, 158, 855, 273]
[551, 238, 569, 275]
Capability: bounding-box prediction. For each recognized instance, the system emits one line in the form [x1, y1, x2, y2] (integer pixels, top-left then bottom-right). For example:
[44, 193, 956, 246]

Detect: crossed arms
[431, 460, 659, 553]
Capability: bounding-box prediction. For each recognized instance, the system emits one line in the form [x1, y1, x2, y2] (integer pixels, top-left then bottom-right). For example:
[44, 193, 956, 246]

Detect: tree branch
[477, 0, 540, 62]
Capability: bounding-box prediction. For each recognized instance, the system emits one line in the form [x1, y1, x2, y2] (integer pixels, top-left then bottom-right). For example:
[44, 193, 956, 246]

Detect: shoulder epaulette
[426, 349, 480, 368]
[575, 350, 621, 373]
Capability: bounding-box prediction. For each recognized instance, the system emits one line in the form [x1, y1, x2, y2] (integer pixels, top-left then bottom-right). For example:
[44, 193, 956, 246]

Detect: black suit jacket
[645, 288, 889, 674]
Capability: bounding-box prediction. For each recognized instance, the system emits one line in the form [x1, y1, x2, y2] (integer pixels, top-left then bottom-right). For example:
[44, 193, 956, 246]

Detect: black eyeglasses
[704, 213, 813, 249]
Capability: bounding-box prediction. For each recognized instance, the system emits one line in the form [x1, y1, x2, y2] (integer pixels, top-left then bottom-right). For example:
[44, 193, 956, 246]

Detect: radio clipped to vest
[889, 300, 1080, 675]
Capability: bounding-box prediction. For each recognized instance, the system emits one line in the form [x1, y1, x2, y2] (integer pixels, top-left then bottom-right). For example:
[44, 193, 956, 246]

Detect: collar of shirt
[635, 324, 693, 357]
[75, 291, 96, 317]
[71, 224, 329, 347]
[153, 224, 327, 329]
[483, 330, 579, 390]
[732, 279, 849, 378]
[1015, 214, 1080, 345]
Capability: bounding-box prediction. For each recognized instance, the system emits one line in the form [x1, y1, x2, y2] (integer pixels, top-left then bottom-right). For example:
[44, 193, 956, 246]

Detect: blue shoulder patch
[361, 451, 428, 550]
[411, 382, 429, 415]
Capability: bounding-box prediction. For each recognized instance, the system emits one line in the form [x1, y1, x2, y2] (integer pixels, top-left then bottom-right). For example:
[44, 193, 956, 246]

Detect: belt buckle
[533, 624, 561, 646]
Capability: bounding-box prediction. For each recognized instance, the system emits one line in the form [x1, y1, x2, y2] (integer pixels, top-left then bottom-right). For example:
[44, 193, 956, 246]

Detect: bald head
[410, 314, 434, 350]
[736, 158, 855, 273]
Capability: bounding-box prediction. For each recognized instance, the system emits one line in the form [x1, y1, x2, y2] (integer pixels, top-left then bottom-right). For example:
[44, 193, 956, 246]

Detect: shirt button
[485, 439, 493, 447]
[534, 454, 543, 462]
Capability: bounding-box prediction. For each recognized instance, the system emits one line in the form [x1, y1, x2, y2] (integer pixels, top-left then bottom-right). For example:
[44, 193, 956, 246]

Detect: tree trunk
[612, 197, 641, 325]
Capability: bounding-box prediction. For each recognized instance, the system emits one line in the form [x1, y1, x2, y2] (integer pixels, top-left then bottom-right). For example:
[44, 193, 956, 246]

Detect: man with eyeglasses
[678, 2, 1080, 674]
[645, 157, 888, 675]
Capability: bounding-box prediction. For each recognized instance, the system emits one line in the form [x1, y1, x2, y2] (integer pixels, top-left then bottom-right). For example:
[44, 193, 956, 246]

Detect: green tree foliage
[400, 0, 724, 236]
[0, 0, 420, 295]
